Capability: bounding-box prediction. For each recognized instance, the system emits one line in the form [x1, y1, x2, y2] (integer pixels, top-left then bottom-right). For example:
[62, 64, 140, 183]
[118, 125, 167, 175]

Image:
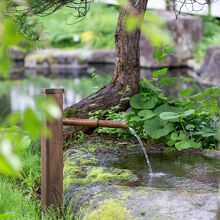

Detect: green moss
[118, 192, 132, 200]
[64, 161, 136, 190]
[27, 54, 46, 64]
[82, 199, 133, 220]
[64, 108, 80, 118]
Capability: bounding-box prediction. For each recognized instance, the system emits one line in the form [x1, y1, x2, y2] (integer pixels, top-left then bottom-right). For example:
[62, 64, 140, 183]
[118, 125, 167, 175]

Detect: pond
[113, 152, 220, 190]
[0, 64, 112, 122]
[0, 64, 198, 122]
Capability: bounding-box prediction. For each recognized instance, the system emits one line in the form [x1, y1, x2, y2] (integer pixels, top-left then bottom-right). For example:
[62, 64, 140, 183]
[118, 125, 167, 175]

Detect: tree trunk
[64, 0, 148, 137]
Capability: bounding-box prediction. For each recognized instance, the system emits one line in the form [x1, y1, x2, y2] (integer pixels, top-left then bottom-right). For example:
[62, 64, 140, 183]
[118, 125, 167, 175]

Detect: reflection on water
[113, 152, 220, 191]
[0, 74, 111, 121]
[0, 64, 209, 122]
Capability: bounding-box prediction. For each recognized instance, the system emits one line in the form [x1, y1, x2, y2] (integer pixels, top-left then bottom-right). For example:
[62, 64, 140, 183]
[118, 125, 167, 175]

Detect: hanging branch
[6, 0, 94, 41]
[168, 0, 218, 17]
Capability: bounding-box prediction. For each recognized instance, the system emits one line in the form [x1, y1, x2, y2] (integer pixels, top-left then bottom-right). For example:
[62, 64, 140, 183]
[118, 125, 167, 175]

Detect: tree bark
[64, 0, 148, 136]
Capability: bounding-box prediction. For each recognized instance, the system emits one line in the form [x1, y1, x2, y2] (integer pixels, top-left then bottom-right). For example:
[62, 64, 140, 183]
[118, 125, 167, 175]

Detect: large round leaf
[160, 112, 179, 120]
[138, 110, 156, 120]
[154, 104, 179, 115]
[144, 117, 174, 139]
[130, 94, 158, 110]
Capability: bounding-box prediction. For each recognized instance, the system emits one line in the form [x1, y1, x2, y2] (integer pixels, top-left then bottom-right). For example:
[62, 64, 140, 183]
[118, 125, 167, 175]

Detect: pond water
[0, 64, 112, 122]
[0, 64, 199, 123]
[113, 152, 220, 191]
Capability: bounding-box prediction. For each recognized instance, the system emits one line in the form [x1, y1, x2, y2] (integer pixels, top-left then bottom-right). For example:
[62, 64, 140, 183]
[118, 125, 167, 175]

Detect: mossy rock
[83, 199, 133, 220]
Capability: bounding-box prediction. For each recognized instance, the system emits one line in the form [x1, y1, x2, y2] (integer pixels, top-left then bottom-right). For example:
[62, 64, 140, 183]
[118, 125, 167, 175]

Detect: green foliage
[193, 16, 220, 62]
[35, 4, 118, 49]
[124, 12, 173, 47]
[89, 105, 129, 138]
[0, 176, 74, 219]
[125, 46, 219, 150]
[0, 18, 24, 77]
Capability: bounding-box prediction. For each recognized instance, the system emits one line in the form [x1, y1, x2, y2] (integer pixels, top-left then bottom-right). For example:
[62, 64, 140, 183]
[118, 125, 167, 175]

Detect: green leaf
[0, 214, 16, 219]
[160, 112, 179, 120]
[181, 77, 195, 83]
[175, 139, 201, 150]
[0, 139, 20, 176]
[159, 77, 176, 86]
[130, 116, 141, 122]
[144, 117, 174, 139]
[130, 94, 158, 110]
[152, 68, 168, 78]
[183, 109, 195, 117]
[124, 15, 140, 32]
[170, 132, 179, 141]
[180, 89, 194, 96]
[138, 110, 156, 120]
[23, 108, 41, 139]
[154, 104, 179, 115]
[185, 124, 195, 130]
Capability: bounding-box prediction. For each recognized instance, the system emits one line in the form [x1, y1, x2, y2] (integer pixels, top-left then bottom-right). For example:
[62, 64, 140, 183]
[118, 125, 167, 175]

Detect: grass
[0, 176, 40, 219]
[38, 3, 118, 49]
[0, 140, 74, 219]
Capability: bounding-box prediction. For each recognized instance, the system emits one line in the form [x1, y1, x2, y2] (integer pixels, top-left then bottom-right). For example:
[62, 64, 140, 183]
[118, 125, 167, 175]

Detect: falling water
[129, 127, 153, 175]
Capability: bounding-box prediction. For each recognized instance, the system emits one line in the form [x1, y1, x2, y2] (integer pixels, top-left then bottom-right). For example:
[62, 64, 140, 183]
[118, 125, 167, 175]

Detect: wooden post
[41, 88, 64, 210]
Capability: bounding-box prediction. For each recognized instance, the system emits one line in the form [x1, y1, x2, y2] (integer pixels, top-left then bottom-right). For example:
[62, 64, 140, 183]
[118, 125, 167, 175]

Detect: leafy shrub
[38, 3, 117, 49]
[193, 16, 220, 62]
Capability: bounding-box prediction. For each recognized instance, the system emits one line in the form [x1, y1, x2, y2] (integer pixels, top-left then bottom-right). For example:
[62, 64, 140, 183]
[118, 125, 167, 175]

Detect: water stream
[129, 127, 153, 175]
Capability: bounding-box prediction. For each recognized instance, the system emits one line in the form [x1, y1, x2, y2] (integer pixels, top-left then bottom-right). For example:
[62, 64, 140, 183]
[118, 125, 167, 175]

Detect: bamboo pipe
[63, 118, 128, 129]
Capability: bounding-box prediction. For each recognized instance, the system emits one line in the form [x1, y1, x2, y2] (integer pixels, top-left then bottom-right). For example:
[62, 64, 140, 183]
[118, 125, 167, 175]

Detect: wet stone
[64, 138, 220, 220]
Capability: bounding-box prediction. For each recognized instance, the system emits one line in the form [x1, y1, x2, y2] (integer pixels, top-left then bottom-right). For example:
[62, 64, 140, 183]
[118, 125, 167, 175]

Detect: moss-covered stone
[82, 199, 133, 220]
[28, 54, 46, 64]
[64, 161, 137, 190]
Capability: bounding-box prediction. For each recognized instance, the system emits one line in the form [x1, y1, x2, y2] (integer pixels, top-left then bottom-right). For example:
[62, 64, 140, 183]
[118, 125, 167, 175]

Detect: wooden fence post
[41, 88, 64, 210]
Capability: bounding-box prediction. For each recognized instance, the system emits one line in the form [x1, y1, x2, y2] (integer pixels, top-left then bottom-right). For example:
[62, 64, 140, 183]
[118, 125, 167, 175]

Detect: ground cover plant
[92, 47, 220, 150]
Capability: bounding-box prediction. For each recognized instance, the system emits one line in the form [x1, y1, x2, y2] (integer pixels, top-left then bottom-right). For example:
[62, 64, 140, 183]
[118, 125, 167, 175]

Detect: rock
[198, 46, 220, 85]
[140, 11, 203, 68]
[68, 184, 218, 220]
[9, 47, 27, 61]
[64, 138, 220, 220]
[87, 49, 115, 64]
[25, 49, 89, 70]
[24, 49, 115, 71]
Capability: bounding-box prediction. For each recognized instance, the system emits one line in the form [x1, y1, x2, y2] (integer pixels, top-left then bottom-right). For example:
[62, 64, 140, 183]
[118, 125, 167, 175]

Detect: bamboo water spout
[63, 118, 128, 129]
[41, 88, 129, 210]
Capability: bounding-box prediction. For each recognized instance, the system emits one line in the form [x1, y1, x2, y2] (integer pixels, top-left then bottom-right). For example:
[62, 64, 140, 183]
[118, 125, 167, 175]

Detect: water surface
[113, 152, 220, 191]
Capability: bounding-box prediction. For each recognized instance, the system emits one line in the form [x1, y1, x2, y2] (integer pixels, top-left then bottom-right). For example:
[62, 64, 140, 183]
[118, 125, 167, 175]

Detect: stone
[25, 49, 88, 70]
[9, 47, 27, 61]
[69, 185, 218, 220]
[198, 46, 220, 85]
[64, 138, 220, 220]
[140, 10, 203, 68]
[87, 49, 115, 64]
[24, 49, 115, 70]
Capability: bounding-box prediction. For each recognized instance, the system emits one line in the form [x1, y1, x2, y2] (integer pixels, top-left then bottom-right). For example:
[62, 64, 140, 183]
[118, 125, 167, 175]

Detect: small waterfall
[129, 127, 153, 175]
